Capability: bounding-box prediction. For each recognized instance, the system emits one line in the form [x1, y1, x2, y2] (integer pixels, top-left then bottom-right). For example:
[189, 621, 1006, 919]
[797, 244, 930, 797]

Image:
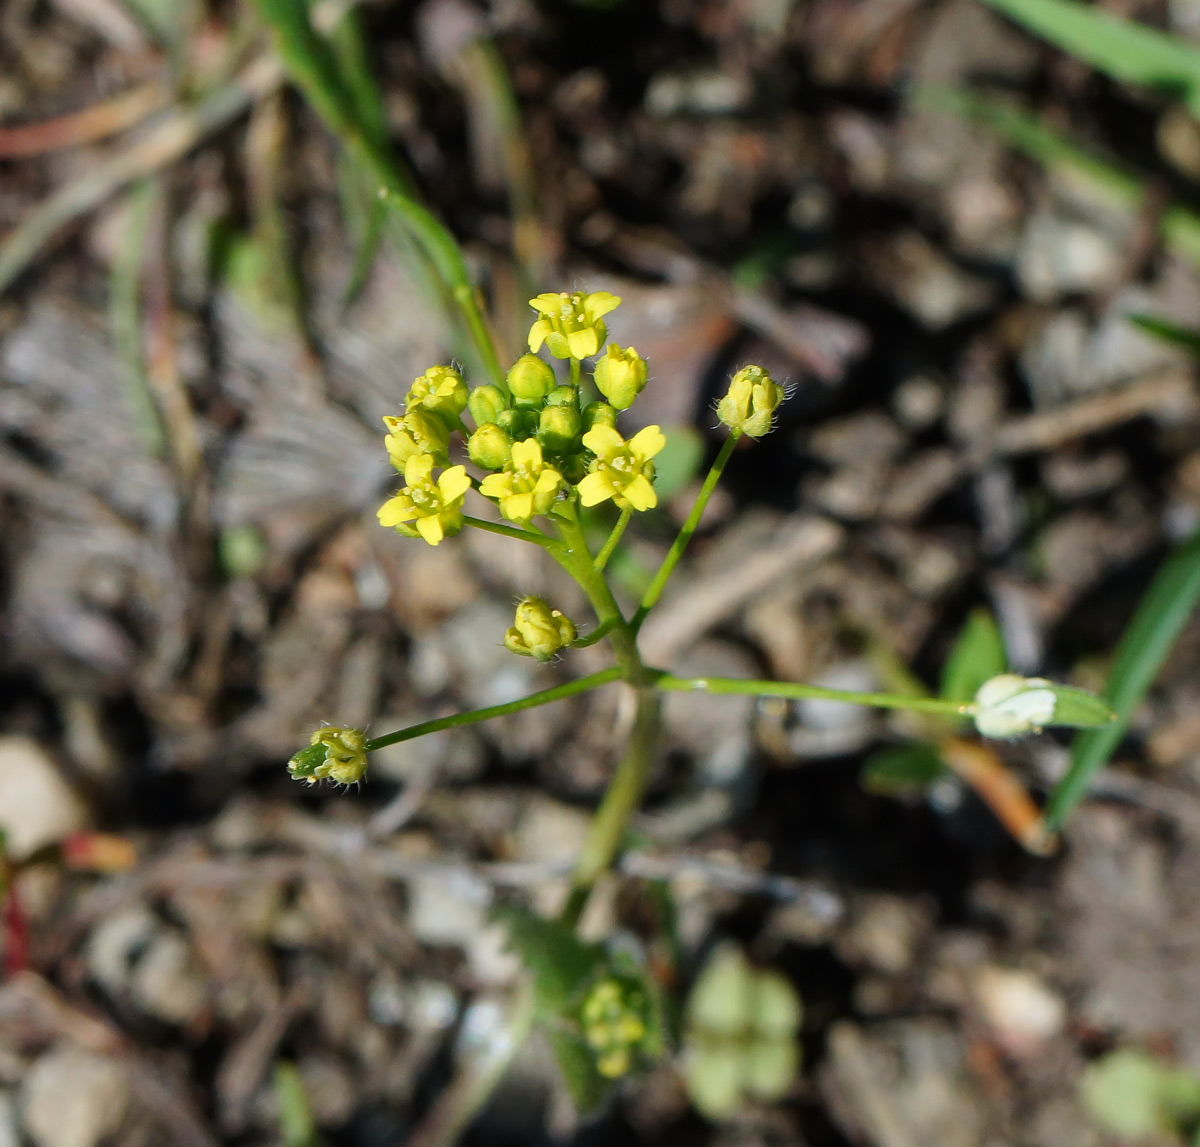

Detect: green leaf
[652, 426, 706, 503]
[1047, 529, 1200, 829]
[861, 743, 947, 794]
[1081, 1049, 1200, 1139]
[940, 608, 1008, 703]
[547, 1029, 609, 1113]
[1045, 684, 1115, 729]
[273, 1061, 321, 1147]
[497, 906, 604, 1020]
[979, 0, 1200, 115]
[1127, 313, 1200, 358]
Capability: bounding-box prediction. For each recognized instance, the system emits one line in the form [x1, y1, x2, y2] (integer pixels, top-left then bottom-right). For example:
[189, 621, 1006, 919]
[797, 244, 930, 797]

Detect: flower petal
[583, 292, 621, 321]
[504, 492, 534, 521]
[479, 473, 508, 499]
[403, 452, 435, 486]
[530, 293, 565, 315]
[437, 465, 471, 503]
[567, 328, 599, 359]
[534, 469, 561, 495]
[577, 472, 615, 507]
[581, 425, 624, 459]
[377, 495, 416, 527]
[528, 318, 552, 353]
[620, 474, 657, 512]
[629, 425, 666, 461]
[511, 437, 542, 470]
[415, 515, 445, 545]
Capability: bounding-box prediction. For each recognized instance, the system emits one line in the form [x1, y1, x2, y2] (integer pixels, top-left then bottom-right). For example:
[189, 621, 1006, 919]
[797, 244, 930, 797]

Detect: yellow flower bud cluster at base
[288, 726, 369, 786]
[504, 597, 576, 661]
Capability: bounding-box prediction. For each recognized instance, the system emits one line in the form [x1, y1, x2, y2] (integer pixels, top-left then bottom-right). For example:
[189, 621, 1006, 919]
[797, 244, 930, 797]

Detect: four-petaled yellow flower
[478, 437, 563, 521]
[378, 454, 471, 546]
[528, 291, 621, 360]
[577, 424, 664, 512]
[407, 365, 468, 424]
[383, 410, 450, 468]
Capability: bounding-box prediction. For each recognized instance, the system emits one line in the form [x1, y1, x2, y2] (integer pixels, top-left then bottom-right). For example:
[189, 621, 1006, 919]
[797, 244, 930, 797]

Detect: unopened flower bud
[583, 401, 618, 432]
[544, 384, 578, 408]
[467, 423, 513, 471]
[558, 452, 588, 484]
[716, 365, 785, 438]
[593, 344, 647, 410]
[507, 353, 557, 405]
[468, 383, 509, 427]
[504, 596, 576, 661]
[498, 408, 538, 441]
[383, 410, 450, 468]
[538, 404, 582, 454]
[288, 725, 368, 786]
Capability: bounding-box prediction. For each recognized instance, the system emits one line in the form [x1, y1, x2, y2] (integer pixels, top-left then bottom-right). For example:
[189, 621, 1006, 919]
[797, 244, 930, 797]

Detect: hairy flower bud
[504, 596, 576, 661]
[583, 401, 618, 432]
[715, 365, 785, 438]
[544, 384, 578, 408]
[507, 354, 557, 405]
[288, 725, 368, 786]
[537, 404, 582, 454]
[468, 383, 509, 427]
[593, 344, 647, 410]
[497, 408, 538, 442]
[467, 423, 513, 471]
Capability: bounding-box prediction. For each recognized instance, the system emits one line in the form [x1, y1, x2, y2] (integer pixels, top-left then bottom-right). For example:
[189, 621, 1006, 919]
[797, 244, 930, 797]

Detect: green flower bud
[582, 401, 618, 432]
[537, 404, 582, 454]
[288, 725, 368, 786]
[497, 408, 538, 441]
[383, 410, 450, 469]
[407, 365, 468, 424]
[715, 364, 785, 438]
[504, 596, 576, 661]
[593, 344, 647, 410]
[507, 353, 556, 405]
[467, 423, 513, 471]
[558, 452, 589, 484]
[544, 384, 578, 408]
[468, 383, 509, 426]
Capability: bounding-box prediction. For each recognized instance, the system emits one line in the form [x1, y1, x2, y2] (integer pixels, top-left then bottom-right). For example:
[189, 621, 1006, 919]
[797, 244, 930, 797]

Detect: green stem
[651, 673, 973, 717]
[570, 357, 581, 388]
[364, 668, 622, 754]
[462, 514, 558, 549]
[594, 508, 631, 571]
[560, 687, 662, 928]
[551, 503, 643, 683]
[631, 431, 739, 632]
[571, 618, 616, 648]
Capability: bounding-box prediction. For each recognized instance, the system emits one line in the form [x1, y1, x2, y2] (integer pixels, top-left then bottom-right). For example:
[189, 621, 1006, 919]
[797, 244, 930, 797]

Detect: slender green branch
[571, 618, 616, 648]
[463, 514, 557, 549]
[632, 431, 740, 632]
[570, 357, 581, 388]
[594, 507, 632, 571]
[651, 673, 973, 717]
[364, 668, 622, 754]
[560, 687, 662, 928]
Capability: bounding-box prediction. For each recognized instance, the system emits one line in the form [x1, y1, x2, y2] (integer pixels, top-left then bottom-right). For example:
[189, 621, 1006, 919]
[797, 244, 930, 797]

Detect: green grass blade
[979, 0, 1200, 110]
[1127, 314, 1200, 357]
[1046, 529, 1200, 829]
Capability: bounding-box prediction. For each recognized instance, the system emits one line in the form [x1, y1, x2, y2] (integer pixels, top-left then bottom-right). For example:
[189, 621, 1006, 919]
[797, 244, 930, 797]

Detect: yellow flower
[527, 290, 621, 360]
[504, 597, 576, 661]
[383, 410, 450, 468]
[577, 424, 665, 512]
[581, 978, 652, 1080]
[406, 365, 468, 425]
[715, 365, 785, 438]
[288, 725, 368, 786]
[378, 453, 471, 546]
[478, 437, 563, 521]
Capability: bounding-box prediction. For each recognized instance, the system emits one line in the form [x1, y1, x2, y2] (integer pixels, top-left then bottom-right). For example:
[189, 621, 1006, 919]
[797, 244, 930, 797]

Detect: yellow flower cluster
[581, 977, 653, 1079]
[288, 725, 369, 786]
[376, 288, 786, 549]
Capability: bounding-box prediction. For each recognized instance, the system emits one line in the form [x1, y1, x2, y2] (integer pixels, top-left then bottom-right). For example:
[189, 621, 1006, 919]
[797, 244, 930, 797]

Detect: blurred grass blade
[1046, 529, 1200, 830]
[979, 0, 1200, 114]
[936, 89, 1200, 266]
[1127, 314, 1200, 357]
[273, 1061, 320, 1147]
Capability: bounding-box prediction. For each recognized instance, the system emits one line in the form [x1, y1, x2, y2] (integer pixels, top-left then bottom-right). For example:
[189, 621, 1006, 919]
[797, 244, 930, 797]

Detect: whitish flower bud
[467, 423, 513, 471]
[288, 725, 368, 786]
[972, 674, 1113, 739]
[537, 404, 582, 454]
[507, 354, 557, 404]
[504, 596, 576, 661]
[468, 383, 509, 426]
[593, 344, 647, 410]
[715, 364, 785, 438]
[583, 401, 618, 432]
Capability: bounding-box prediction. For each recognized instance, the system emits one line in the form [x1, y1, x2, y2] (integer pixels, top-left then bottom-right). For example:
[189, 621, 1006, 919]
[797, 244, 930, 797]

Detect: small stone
[1016, 208, 1125, 301]
[836, 894, 931, 975]
[0, 737, 86, 860]
[973, 966, 1066, 1053]
[131, 930, 208, 1026]
[21, 1047, 128, 1147]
